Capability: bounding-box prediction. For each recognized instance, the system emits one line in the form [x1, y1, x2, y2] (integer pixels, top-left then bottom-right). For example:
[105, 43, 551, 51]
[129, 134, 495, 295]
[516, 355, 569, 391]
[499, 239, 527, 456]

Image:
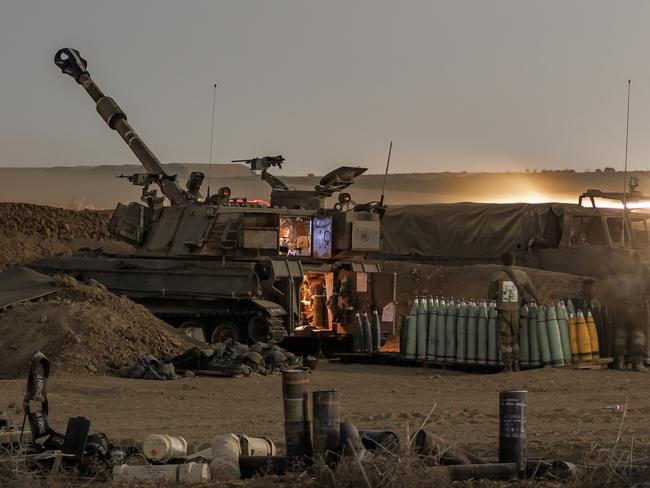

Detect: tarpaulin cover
[379, 203, 563, 259]
[0, 266, 61, 309]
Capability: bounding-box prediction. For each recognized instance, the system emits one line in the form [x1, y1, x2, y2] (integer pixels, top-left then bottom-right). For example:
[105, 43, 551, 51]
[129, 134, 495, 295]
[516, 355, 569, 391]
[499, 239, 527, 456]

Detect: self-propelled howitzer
[31, 48, 396, 347]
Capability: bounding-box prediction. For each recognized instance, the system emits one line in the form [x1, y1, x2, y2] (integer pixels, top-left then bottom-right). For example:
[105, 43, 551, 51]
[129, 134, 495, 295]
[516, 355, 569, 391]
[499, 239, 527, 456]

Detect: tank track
[268, 316, 288, 344]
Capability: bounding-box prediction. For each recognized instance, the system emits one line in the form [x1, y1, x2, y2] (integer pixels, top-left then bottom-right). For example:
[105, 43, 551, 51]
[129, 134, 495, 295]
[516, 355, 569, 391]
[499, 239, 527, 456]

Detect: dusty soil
[0, 363, 648, 463]
[0, 275, 203, 379]
[0, 202, 129, 271]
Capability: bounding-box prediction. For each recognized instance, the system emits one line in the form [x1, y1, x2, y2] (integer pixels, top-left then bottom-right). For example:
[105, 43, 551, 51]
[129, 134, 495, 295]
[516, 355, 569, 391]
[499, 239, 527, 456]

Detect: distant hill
[0, 163, 645, 209]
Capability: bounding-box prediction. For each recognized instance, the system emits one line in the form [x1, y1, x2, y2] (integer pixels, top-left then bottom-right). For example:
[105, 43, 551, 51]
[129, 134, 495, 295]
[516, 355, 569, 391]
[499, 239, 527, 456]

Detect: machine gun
[233, 156, 289, 191]
[54, 48, 197, 206]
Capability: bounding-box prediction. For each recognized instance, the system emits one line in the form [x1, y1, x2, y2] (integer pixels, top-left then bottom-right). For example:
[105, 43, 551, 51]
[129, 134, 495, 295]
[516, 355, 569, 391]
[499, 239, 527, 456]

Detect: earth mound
[0, 202, 126, 271]
[0, 275, 204, 379]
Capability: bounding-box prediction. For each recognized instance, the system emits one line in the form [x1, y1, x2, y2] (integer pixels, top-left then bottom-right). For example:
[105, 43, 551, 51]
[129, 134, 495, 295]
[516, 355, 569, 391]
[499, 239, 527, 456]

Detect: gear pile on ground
[0, 275, 203, 379]
[172, 340, 312, 377]
[0, 203, 122, 271]
[118, 355, 179, 380]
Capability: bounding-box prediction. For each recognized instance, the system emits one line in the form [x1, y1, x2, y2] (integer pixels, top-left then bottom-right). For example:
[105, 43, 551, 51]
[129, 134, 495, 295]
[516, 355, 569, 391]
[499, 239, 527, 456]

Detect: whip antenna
[623, 79, 631, 209]
[207, 82, 217, 197]
[379, 141, 392, 207]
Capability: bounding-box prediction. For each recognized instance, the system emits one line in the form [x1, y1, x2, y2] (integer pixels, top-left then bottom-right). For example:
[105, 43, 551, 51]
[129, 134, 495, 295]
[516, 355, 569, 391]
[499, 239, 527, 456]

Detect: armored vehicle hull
[34, 48, 396, 347]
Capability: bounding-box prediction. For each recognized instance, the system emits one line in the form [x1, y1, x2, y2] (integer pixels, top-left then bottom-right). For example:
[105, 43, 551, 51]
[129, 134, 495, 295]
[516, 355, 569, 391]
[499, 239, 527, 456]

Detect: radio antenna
[623, 79, 631, 209]
[207, 82, 217, 197]
[379, 141, 392, 207]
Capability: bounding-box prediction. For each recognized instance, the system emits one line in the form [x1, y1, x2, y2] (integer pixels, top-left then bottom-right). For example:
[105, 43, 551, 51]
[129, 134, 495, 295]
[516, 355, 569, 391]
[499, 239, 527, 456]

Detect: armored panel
[242, 229, 278, 249]
[138, 207, 185, 255]
[109, 203, 151, 246]
[351, 220, 380, 251]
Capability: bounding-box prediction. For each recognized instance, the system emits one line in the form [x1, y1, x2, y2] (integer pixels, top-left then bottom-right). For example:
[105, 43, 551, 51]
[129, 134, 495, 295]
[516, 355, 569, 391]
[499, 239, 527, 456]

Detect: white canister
[142, 434, 187, 462]
[239, 435, 277, 456]
[210, 433, 243, 481]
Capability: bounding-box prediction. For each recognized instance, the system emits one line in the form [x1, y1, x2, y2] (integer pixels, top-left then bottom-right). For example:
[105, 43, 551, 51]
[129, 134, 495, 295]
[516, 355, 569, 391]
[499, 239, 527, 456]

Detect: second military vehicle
[30, 48, 397, 346]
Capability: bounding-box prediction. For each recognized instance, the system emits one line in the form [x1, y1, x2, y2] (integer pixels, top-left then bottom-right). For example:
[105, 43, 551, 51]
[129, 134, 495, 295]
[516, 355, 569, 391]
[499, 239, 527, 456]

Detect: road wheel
[179, 321, 207, 342]
[210, 322, 241, 344]
[248, 315, 271, 343]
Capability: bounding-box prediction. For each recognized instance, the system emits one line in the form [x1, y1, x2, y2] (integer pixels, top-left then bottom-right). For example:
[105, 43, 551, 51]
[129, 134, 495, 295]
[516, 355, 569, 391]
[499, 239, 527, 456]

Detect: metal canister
[518, 305, 530, 368]
[426, 298, 439, 361]
[358, 430, 400, 454]
[486, 302, 498, 365]
[312, 390, 340, 462]
[528, 303, 541, 367]
[466, 301, 478, 364]
[371, 310, 381, 353]
[353, 313, 364, 353]
[282, 369, 312, 458]
[405, 300, 418, 359]
[476, 301, 488, 364]
[456, 300, 468, 364]
[238, 435, 276, 456]
[416, 298, 429, 359]
[361, 312, 373, 354]
[546, 306, 565, 367]
[536, 306, 552, 367]
[436, 299, 447, 362]
[498, 390, 527, 473]
[445, 300, 458, 363]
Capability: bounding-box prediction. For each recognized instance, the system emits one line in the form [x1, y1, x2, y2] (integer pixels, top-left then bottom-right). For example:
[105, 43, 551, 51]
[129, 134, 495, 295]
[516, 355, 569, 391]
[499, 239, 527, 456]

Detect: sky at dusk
[1, 0, 650, 174]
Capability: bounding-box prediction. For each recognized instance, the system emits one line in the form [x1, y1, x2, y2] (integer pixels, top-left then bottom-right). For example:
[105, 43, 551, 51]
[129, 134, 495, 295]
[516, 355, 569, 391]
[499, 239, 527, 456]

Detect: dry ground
[1, 362, 648, 463]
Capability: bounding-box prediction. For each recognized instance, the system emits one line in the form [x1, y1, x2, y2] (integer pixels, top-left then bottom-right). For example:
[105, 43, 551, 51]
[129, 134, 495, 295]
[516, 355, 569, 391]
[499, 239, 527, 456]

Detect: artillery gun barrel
[54, 48, 190, 205]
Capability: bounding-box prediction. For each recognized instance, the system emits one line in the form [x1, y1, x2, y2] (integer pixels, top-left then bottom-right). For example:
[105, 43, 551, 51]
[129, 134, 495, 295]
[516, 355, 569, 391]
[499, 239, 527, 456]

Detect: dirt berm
[0, 202, 127, 271]
[0, 275, 203, 379]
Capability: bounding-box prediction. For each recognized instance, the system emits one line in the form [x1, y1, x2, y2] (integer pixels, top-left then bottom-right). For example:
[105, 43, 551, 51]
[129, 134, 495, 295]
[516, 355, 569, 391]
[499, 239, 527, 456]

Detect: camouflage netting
[0, 275, 203, 378]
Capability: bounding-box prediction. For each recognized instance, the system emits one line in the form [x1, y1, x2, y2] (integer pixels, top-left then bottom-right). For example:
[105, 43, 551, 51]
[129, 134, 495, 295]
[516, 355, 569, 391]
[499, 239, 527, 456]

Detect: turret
[54, 48, 195, 206]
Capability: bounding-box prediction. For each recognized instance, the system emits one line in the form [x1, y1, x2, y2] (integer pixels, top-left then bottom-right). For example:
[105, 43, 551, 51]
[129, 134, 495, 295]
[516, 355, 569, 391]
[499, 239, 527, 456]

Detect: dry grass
[1, 409, 649, 487]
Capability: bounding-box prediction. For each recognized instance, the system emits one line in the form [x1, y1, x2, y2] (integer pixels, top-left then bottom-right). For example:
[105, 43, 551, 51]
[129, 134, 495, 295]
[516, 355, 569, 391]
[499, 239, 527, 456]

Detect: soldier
[488, 252, 541, 372]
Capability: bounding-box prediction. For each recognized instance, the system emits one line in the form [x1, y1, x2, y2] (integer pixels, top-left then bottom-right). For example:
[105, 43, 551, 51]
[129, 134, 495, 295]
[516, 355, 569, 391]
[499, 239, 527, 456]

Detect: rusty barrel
[282, 370, 312, 458]
[312, 390, 340, 463]
[498, 390, 527, 473]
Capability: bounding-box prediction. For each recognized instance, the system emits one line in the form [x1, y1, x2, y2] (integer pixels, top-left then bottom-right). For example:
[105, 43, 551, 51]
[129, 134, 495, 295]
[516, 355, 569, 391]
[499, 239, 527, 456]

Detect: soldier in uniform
[488, 252, 541, 372]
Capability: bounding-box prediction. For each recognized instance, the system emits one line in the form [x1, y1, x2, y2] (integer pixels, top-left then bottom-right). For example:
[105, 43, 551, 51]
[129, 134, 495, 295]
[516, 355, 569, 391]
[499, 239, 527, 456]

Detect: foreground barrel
[282, 370, 312, 458]
[499, 390, 527, 473]
[426, 298, 438, 361]
[312, 390, 340, 462]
